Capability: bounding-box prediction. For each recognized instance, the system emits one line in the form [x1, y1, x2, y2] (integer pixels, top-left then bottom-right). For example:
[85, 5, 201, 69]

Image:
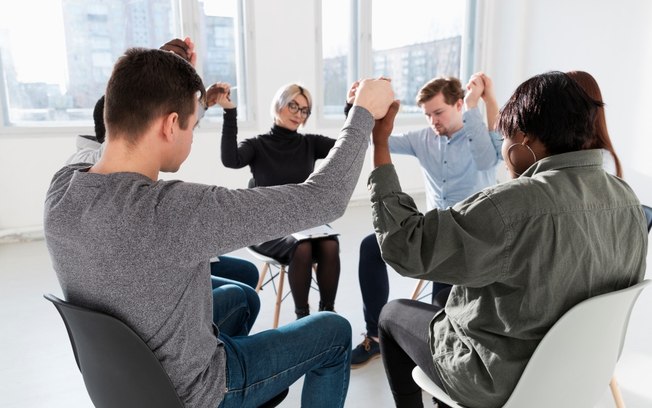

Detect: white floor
[1, 201, 651, 407]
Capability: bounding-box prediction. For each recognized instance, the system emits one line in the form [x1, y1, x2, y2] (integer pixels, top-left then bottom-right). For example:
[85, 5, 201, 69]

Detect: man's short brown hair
[416, 76, 464, 107]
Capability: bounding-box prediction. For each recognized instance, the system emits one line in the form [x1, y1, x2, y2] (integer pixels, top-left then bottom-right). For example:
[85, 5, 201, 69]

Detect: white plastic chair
[412, 279, 651, 408]
[247, 247, 318, 328]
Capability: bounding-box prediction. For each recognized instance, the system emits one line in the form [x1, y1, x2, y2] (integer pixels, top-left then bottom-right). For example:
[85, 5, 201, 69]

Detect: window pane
[0, 0, 178, 127]
[321, 0, 351, 116]
[199, 0, 246, 120]
[372, 0, 465, 113]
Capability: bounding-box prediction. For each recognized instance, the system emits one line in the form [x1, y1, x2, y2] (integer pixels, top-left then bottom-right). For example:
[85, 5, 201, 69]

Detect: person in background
[44, 37, 397, 408]
[347, 72, 503, 368]
[65, 95, 106, 165]
[566, 70, 623, 177]
[368, 70, 646, 408]
[219, 82, 342, 319]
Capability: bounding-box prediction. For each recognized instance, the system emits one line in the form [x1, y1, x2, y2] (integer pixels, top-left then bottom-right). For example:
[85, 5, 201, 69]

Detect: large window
[320, 0, 473, 119]
[0, 0, 250, 128]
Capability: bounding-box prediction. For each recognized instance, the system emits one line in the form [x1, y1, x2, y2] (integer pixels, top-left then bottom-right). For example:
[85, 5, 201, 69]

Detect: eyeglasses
[287, 101, 311, 118]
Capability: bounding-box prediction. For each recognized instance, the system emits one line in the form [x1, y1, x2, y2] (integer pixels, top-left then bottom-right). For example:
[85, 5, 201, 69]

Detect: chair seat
[411, 280, 650, 408]
[412, 366, 463, 407]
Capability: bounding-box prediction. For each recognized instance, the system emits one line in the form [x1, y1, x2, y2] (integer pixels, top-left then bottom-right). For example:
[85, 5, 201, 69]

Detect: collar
[521, 149, 603, 178]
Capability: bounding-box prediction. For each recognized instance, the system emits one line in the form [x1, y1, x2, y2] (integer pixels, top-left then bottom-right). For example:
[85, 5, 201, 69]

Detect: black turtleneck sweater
[220, 108, 336, 187]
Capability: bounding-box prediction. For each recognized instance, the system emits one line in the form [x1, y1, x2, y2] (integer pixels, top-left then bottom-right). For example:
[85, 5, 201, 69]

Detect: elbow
[220, 156, 238, 168]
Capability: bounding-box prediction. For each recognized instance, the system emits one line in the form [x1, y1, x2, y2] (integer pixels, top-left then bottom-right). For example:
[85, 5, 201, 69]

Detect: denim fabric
[218, 312, 352, 408]
[211, 256, 260, 289]
[211, 277, 260, 337]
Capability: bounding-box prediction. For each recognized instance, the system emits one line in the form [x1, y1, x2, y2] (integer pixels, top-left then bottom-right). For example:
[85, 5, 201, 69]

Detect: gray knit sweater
[44, 106, 374, 407]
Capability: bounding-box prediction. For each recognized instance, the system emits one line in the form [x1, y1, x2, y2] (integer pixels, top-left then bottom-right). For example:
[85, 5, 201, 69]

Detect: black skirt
[250, 235, 339, 265]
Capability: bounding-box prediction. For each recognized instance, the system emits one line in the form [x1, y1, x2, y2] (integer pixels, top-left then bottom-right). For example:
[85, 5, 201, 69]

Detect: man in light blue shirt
[351, 73, 503, 367]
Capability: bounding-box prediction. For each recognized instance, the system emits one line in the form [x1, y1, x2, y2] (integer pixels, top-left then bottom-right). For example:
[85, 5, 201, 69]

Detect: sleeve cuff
[368, 164, 402, 201]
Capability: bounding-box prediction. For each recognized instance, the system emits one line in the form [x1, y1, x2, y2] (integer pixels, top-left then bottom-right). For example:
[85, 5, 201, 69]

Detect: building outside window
[320, 0, 473, 119]
[0, 0, 248, 128]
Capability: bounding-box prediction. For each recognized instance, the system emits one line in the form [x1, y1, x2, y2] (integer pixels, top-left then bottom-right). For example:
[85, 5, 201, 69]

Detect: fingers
[207, 82, 236, 108]
[385, 100, 400, 121]
[161, 39, 191, 60]
[160, 38, 197, 67]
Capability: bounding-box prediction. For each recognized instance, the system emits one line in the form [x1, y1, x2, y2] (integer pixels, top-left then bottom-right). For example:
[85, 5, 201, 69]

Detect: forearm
[368, 164, 436, 279]
[220, 108, 246, 168]
[368, 164, 507, 285]
[465, 108, 500, 169]
[484, 95, 499, 131]
[373, 144, 392, 168]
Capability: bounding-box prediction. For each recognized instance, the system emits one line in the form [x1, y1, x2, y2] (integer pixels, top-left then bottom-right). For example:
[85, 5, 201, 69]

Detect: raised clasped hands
[372, 100, 400, 147]
[464, 72, 485, 109]
[206, 82, 236, 109]
[160, 37, 196, 67]
[352, 77, 395, 120]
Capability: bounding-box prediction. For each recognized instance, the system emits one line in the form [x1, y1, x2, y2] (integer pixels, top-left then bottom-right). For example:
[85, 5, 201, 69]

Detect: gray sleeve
[167, 105, 375, 259]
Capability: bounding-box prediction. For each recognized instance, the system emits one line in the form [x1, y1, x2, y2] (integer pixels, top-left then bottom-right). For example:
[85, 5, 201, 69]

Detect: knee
[312, 313, 352, 345]
[213, 284, 248, 307]
[242, 262, 260, 288]
[241, 284, 261, 311]
[360, 233, 380, 257]
[379, 299, 410, 330]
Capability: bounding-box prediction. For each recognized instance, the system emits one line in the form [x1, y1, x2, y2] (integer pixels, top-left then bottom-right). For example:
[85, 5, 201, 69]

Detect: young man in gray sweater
[44, 39, 396, 408]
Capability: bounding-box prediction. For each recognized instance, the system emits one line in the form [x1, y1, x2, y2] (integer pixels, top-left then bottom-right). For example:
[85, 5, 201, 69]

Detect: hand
[372, 100, 400, 147]
[479, 73, 496, 102]
[353, 77, 395, 119]
[160, 37, 196, 67]
[206, 82, 236, 109]
[464, 72, 485, 108]
[346, 80, 360, 104]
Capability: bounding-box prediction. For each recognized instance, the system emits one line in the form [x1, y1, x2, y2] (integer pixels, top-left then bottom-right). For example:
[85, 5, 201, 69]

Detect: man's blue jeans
[218, 312, 352, 408]
[211, 276, 260, 337]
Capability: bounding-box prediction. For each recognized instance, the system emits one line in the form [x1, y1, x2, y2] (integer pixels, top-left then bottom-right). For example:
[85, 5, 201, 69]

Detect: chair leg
[411, 279, 425, 300]
[256, 262, 270, 292]
[273, 266, 286, 329]
[610, 375, 626, 408]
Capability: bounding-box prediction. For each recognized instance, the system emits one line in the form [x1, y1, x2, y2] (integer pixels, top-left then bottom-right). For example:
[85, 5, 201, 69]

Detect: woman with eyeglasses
[218, 82, 341, 320]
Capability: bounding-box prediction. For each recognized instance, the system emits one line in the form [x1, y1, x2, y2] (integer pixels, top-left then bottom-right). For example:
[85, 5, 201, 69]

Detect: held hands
[206, 82, 235, 109]
[464, 72, 485, 109]
[480, 73, 496, 102]
[353, 78, 395, 119]
[372, 100, 400, 147]
[371, 100, 400, 168]
[346, 80, 360, 104]
[160, 37, 196, 67]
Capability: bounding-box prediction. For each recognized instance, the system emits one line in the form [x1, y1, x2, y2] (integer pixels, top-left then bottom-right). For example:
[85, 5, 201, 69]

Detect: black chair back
[44, 294, 184, 408]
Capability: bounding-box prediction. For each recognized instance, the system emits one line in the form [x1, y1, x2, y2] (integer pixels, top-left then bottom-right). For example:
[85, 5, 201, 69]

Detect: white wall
[483, 0, 652, 203]
[2, 0, 651, 235]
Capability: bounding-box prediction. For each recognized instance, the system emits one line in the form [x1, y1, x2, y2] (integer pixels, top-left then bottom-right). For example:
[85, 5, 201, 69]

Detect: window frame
[315, 0, 479, 129]
[0, 0, 256, 135]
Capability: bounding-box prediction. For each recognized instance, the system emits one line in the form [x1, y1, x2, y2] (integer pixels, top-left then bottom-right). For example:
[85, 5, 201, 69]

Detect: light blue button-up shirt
[389, 107, 503, 210]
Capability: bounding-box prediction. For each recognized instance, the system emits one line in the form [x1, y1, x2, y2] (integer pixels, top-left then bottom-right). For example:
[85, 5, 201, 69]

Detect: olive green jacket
[369, 149, 647, 407]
